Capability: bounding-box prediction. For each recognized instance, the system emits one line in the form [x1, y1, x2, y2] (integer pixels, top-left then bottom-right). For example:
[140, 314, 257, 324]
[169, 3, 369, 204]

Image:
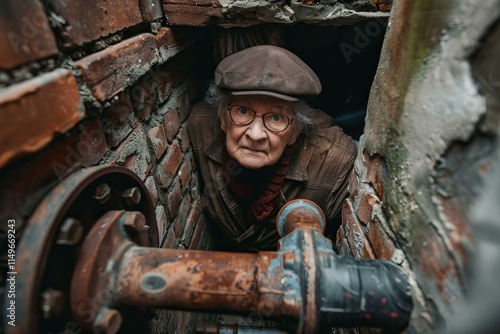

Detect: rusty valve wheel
[6, 166, 158, 334]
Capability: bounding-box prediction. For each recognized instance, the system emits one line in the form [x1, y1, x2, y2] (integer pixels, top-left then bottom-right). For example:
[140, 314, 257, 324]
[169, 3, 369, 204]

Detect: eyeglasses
[227, 105, 294, 133]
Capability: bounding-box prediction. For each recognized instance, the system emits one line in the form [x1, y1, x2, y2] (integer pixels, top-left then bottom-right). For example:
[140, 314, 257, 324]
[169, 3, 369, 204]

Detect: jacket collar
[204, 131, 308, 182]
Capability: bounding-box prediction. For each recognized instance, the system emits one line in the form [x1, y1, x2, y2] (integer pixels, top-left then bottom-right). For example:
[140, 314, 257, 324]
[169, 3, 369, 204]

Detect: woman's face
[220, 95, 299, 169]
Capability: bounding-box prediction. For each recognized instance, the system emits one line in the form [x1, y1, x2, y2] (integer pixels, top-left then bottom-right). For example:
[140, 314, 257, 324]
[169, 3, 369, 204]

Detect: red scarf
[222, 144, 294, 227]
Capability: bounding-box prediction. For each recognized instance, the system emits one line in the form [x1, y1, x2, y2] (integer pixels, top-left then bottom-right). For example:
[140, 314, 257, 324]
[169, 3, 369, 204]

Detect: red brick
[162, 2, 223, 26]
[139, 0, 164, 22]
[368, 218, 395, 260]
[47, 0, 143, 47]
[76, 33, 158, 102]
[107, 125, 152, 180]
[341, 201, 376, 259]
[0, 1, 58, 70]
[178, 159, 192, 193]
[155, 27, 200, 64]
[0, 69, 84, 168]
[148, 123, 168, 159]
[0, 118, 107, 227]
[145, 176, 159, 207]
[357, 190, 380, 225]
[155, 204, 168, 245]
[50, 119, 108, 179]
[167, 179, 182, 221]
[163, 109, 181, 142]
[363, 151, 385, 198]
[157, 140, 182, 187]
[154, 64, 174, 104]
[174, 194, 192, 238]
[130, 76, 158, 122]
[348, 169, 359, 201]
[179, 125, 191, 152]
[162, 227, 177, 249]
[101, 91, 136, 148]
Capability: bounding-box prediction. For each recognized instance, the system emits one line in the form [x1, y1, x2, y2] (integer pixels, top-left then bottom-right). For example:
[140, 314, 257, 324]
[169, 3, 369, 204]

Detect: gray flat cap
[215, 45, 322, 101]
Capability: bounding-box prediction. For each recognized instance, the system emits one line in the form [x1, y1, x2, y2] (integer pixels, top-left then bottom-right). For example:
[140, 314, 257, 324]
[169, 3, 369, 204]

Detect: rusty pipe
[71, 199, 412, 334]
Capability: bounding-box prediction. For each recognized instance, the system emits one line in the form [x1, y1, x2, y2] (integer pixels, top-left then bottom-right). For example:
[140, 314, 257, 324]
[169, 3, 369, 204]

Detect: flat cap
[215, 45, 322, 101]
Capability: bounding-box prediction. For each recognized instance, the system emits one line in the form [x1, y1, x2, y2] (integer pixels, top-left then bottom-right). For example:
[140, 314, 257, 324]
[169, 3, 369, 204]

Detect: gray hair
[204, 81, 319, 137]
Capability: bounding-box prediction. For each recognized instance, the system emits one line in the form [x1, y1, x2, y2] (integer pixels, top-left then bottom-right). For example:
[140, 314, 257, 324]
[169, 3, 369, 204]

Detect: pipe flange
[7, 166, 158, 334]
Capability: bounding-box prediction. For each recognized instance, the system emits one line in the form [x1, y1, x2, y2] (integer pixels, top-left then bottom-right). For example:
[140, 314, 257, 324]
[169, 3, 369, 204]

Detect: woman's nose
[245, 116, 267, 140]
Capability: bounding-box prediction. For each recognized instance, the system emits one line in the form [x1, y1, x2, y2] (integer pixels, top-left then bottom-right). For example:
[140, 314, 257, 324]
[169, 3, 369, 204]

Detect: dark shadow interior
[283, 21, 386, 139]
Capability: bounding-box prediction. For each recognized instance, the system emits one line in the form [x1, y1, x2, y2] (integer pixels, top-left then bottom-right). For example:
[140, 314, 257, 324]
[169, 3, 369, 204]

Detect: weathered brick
[174, 193, 191, 238]
[157, 140, 182, 187]
[163, 109, 181, 142]
[179, 124, 191, 152]
[107, 125, 152, 180]
[162, 227, 177, 248]
[139, 0, 164, 22]
[341, 201, 376, 259]
[162, 2, 223, 27]
[145, 176, 159, 207]
[348, 169, 359, 201]
[155, 205, 168, 245]
[47, 0, 143, 47]
[0, 1, 58, 70]
[368, 218, 395, 260]
[0, 118, 108, 228]
[101, 91, 136, 148]
[50, 119, 108, 179]
[130, 76, 158, 122]
[178, 158, 192, 193]
[357, 190, 380, 225]
[155, 27, 200, 64]
[167, 179, 182, 221]
[0, 69, 84, 168]
[363, 151, 385, 198]
[153, 64, 174, 104]
[76, 33, 158, 102]
[148, 123, 168, 159]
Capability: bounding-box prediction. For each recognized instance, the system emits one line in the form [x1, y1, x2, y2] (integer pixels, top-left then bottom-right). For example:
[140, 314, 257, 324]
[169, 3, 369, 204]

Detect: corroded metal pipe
[71, 199, 412, 334]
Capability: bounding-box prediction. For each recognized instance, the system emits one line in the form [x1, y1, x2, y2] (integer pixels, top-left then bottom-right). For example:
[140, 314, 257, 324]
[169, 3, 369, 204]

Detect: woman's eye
[238, 107, 249, 115]
[270, 113, 284, 122]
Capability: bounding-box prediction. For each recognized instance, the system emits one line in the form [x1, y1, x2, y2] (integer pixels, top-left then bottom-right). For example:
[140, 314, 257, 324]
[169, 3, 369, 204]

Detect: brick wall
[0, 1, 214, 333]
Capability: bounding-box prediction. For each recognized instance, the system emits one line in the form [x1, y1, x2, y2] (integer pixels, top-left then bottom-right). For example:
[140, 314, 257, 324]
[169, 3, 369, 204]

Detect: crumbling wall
[338, 0, 500, 332]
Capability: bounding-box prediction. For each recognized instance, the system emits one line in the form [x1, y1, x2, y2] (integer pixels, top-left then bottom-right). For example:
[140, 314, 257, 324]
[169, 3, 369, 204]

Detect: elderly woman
[188, 45, 357, 251]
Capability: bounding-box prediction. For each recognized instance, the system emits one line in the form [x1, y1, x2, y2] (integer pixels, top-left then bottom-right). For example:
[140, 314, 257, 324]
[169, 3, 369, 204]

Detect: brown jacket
[187, 102, 357, 251]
